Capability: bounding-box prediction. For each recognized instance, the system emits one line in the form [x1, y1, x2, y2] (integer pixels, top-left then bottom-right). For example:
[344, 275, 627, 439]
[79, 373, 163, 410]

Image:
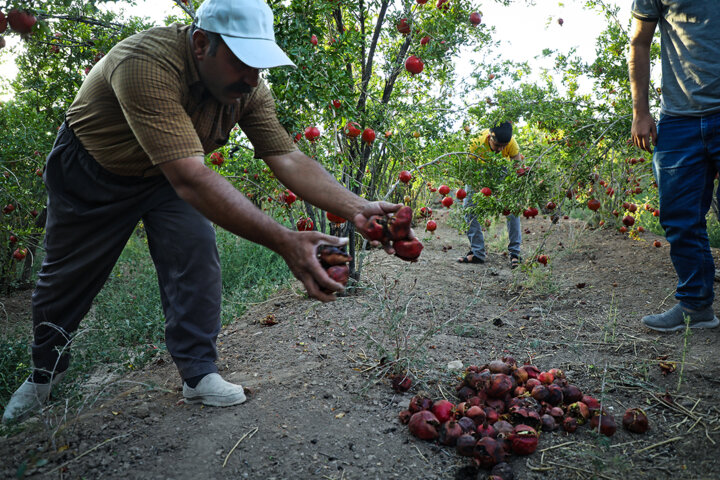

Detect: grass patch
[0, 227, 293, 408]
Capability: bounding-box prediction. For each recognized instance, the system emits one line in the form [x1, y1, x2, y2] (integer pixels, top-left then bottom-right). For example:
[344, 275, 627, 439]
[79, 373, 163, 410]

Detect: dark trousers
[32, 122, 222, 381]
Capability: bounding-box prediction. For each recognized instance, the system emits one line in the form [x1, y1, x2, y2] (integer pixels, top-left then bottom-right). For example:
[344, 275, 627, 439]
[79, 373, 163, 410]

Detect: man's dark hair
[490, 121, 513, 144]
[190, 23, 223, 57]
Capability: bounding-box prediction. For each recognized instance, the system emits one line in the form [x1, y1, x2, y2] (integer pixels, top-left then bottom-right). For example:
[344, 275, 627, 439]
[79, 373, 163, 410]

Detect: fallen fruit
[590, 412, 617, 436]
[622, 408, 649, 433]
[431, 399, 455, 423]
[456, 434, 476, 457]
[439, 420, 463, 446]
[653, 240, 662, 247]
[408, 410, 440, 440]
[537, 254, 548, 266]
[474, 436, 507, 469]
[510, 424, 539, 455]
[391, 373, 412, 392]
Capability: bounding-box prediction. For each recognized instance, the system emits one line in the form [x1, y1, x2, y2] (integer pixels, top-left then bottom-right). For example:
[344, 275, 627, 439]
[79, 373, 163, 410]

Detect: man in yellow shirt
[458, 121, 523, 268]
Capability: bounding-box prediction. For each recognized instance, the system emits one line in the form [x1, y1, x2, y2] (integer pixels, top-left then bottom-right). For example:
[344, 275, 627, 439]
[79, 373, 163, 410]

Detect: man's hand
[279, 231, 351, 302]
[631, 112, 657, 153]
[352, 201, 406, 252]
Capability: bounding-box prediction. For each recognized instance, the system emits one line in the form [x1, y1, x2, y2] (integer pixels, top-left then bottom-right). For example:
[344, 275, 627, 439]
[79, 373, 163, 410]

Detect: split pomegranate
[326, 264, 349, 286]
[590, 412, 616, 436]
[510, 424, 539, 455]
[487, 374, 513, 398]
[562, 416, 578, 433]
[364, 215, 388, 243]
[474, 437, 507, 469]
[391, 373, 412, 392]
[408, 395, 433, 413]
[408, 410, 440, 440]
[439, 420, 464, 446]
[387, 206, 412, 240]
[567, 401, 590, 425]
[622, 408, 649, 433]
[317, 245, 352, 267]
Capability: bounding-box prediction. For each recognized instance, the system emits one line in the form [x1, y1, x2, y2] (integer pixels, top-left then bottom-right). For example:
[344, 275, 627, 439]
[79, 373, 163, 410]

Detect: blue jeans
[653, 112, 720, 310]
[463, 185, 521, 260]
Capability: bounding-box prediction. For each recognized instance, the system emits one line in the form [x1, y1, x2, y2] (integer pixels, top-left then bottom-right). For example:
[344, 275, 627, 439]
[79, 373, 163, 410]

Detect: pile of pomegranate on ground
[365, 206, 423, 262]
[397, 358, 650, 475]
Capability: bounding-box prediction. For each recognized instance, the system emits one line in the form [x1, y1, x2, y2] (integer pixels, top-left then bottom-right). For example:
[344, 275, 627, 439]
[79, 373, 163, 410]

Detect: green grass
[0, 227, 293, 407]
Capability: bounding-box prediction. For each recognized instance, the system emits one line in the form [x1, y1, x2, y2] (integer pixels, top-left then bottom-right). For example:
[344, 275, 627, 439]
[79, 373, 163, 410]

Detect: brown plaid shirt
[66, 24, 297, 177]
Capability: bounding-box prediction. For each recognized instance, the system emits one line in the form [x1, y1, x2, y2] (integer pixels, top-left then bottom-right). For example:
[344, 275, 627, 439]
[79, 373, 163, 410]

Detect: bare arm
[160, 156, 348, 302]
[264, 149, 402, 243]
[629, 17, 658, 152]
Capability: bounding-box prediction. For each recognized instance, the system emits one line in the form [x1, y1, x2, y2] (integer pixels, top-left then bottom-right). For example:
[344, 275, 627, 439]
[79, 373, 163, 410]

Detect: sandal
[458, 252, 485, 264]
[510, 255, 521, 269]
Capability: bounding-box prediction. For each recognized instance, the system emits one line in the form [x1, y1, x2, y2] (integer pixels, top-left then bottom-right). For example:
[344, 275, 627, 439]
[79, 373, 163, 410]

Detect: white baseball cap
[195, 0, 296, 69]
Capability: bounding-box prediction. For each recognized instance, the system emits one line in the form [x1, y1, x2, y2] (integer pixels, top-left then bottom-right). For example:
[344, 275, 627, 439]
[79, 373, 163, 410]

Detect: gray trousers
[32, 122, 221, 381]
[463, 185, 522, 259]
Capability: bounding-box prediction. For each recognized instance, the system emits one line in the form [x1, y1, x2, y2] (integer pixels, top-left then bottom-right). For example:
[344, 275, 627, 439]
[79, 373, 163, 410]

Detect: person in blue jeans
[458, 122, 523, 268]
[630, 0, 720, 332]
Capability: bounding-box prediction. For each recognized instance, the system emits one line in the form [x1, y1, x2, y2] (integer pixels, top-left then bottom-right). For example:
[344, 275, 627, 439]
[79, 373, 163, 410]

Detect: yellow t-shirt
[468, 129, 519, 159]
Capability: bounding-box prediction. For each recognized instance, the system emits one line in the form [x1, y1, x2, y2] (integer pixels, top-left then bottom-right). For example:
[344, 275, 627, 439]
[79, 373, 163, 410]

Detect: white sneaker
[182, 373, 246, 407]
[2, 371, 65, 425]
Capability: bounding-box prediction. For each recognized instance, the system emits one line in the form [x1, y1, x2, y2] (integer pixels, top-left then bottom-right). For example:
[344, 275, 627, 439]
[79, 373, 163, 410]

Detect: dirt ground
[2, 208, 720, 480]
